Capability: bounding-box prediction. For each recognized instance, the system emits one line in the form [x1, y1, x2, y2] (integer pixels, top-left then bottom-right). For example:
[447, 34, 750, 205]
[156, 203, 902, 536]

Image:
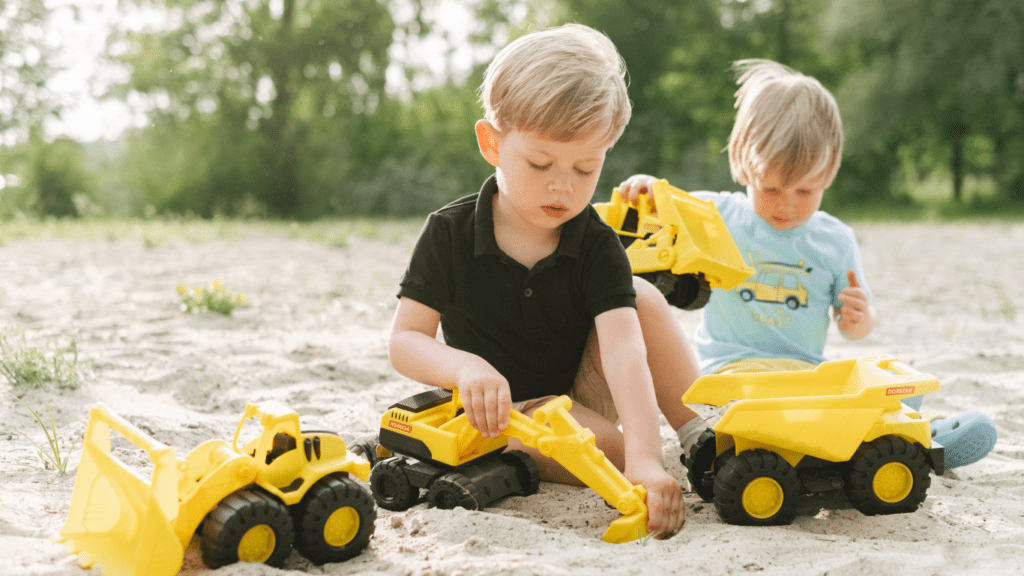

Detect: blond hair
[480, 23, 631, 144]
[727, 59, 843, 189]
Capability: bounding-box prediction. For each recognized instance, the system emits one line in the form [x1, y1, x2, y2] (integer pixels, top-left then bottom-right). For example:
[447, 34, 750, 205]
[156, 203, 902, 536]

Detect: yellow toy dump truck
[366, 388, 649, 544]
[56, 401, 376, 576]
[594, 179, 754, 310]
[681, 356, 944, 525]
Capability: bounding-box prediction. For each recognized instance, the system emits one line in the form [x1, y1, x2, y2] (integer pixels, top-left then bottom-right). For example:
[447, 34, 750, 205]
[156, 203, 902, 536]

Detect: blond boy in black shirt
[389, 24, 702, 537]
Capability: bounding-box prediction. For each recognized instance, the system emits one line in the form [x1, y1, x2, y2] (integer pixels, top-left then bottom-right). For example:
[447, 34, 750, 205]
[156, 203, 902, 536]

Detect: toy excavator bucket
[601, 510, 649, 544]
[56, 403, 184, 576]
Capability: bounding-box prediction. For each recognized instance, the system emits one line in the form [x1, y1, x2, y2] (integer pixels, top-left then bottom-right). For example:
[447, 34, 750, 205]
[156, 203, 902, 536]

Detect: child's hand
[617, 174, 659, 208]
[626, 459, 685, 538]
[456, 360, 512, 439]
[836, 270, 874, 339]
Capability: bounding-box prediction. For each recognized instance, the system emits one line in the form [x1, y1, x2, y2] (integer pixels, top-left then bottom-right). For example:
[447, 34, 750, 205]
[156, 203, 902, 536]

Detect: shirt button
[524, 288, 533, 298]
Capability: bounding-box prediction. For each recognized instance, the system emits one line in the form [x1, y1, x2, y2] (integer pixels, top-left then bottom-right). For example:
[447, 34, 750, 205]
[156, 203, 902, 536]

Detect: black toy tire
[293, 473, 377, 564]
[428, 472, 482, 510]
[845, 436, 931, 516]
[644, 272, 712, 311]
[674, 273, 712, 311]
[786, 297, 800, 310]
[500, 449, 541, 496]
[370, 457, 417, 511]
[739, 289, 754, 302]
[714, 450, 801, 525]
[682, 428, 718, 503]
[201, 489, 295, 569]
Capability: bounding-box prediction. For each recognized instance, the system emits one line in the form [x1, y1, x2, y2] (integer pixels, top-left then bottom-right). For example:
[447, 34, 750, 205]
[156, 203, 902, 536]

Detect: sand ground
[1, 221, 1023, 576]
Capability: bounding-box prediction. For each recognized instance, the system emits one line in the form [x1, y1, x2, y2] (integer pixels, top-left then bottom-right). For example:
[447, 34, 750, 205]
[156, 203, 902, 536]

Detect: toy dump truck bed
[684, 356, 940, 465]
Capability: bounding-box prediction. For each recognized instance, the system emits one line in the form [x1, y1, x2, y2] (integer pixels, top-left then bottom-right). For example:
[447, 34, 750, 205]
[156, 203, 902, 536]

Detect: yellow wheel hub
[873, 462, 913, 503]
[324, 506, 360, 547]
[742, 477, 784, 520]
[237, 524, 276, 563]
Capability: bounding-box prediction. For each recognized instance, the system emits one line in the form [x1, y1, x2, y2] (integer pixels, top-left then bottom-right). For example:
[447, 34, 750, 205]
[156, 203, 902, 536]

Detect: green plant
[996, 287, 1016, 322]
[178, 279, 248, 315]
[0, 326, 82, 390]
[2, 394, 83, 484]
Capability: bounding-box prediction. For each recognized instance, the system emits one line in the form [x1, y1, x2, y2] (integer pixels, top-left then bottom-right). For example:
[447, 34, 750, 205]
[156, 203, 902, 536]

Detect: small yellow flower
[193, 286, 204, 296]
[176, 284, 188, 296]
[211, 279, 224, 292]
[236, 293, 248, 305]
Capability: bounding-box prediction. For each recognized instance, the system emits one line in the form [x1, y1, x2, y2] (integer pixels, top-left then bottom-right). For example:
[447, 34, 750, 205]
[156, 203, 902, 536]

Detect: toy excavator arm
[503, 396, 650, 544]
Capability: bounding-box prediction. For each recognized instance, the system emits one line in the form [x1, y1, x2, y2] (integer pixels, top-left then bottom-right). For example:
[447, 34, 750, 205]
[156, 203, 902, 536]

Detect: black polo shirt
[398, 175, 636, 402]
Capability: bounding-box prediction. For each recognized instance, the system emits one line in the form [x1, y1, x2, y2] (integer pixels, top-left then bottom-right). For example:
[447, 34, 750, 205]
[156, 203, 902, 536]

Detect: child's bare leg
[633, 277, 702, 430]
[507, 403, 625, 485]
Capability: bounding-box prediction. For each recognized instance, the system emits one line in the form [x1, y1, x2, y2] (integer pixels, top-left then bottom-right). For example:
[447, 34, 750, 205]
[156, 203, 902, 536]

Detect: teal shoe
[931, 411, 997, 469]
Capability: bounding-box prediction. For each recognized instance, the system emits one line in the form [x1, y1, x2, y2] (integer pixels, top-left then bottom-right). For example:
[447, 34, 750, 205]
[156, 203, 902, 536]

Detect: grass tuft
[0, 325, 83, 390]
[177, 280, 248, 315]
[2, 394, 83, 484]
[996, 287, 1017, 322]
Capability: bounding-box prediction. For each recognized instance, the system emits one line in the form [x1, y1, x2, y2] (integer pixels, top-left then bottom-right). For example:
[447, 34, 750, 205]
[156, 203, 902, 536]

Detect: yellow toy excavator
[367, 388, 650, 544]
[56, 401, 375, 576]
[594, 179, 754, 310]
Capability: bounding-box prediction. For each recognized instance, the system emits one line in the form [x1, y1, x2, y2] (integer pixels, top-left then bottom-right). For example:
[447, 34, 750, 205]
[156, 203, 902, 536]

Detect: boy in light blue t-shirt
[619, 59, 996, 470]
[686, 189, 871, 376]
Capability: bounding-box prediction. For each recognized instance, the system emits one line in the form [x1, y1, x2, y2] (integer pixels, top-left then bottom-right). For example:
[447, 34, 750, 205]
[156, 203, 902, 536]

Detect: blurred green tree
[111, 0, 406, 218]
[0, 0, 62, 136]
[0, 0, 84, 218]
[28, 136, 95, 217]
[332, 78, 494, 215]
[823, 0, 1024, 202]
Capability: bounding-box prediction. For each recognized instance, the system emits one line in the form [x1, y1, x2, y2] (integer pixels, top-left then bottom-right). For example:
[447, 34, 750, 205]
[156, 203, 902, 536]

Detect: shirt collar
[473, 173, 590, 260]
[473, 175, 502, 257]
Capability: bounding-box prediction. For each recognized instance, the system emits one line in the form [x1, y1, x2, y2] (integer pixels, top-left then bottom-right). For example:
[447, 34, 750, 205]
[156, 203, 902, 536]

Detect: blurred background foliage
[0, 0, 1022, 220]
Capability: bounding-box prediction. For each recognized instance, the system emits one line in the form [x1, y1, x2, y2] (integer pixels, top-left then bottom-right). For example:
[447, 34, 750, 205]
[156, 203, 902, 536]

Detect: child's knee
[633, 275, 669, 313]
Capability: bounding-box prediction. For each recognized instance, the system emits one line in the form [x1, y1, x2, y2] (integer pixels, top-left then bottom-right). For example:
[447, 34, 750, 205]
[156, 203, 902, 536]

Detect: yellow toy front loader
[368, 389, 649, 544]
[594, 179, 754, 309]
[56, 401, 376, 576]
[681, 356, 944, 525]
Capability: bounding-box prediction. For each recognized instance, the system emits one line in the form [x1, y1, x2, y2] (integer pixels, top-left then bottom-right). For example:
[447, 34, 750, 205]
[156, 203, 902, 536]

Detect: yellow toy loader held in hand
[367, 388, 649, 543]
[594, 179, 754, 310]
[681, 356, 944, 525]
[56, 401, 376, 576]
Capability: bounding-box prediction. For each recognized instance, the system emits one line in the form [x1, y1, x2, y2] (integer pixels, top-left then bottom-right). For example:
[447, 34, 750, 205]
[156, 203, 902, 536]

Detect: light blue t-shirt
[692, 191, 871, 375]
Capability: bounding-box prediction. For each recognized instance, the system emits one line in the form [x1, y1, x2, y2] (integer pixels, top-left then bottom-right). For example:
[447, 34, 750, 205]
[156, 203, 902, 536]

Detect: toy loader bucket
[594, 180, 754, 291]
[57, 403, 184, 576]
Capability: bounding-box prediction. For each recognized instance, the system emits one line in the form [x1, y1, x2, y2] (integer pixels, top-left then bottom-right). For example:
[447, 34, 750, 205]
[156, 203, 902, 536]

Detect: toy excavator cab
[594, 179, 754, 310]
[681, 356, 944, 526]
[371, 388, 649, 543]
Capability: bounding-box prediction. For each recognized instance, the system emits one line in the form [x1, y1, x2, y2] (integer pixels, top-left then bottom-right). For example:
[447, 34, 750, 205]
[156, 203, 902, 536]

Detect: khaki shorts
[715, 357, 816, 374]
[512, 328, 619, 425]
